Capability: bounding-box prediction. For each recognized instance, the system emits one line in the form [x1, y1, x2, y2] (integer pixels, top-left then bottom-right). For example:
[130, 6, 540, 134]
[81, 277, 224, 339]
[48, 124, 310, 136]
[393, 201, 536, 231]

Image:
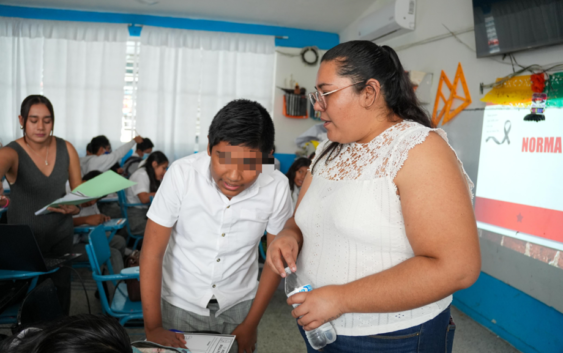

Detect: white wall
[340, 0, 563, 111]
[273, 48, 326, 154]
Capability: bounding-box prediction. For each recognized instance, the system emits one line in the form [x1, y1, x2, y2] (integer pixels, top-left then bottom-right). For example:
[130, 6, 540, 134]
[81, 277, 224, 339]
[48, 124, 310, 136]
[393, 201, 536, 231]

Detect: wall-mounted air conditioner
[358, 0, 416, 42]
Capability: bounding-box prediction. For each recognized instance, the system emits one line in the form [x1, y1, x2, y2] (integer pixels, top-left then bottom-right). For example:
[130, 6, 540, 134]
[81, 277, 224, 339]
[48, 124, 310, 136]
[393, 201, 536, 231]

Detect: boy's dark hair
[137, 138, 154, 151]
[208, 99, 274, 154]
[0, 314, 132, 353]
[90, 136, 111, 155]
[285, 158, 312, 192]
[82, 170, 102, 182]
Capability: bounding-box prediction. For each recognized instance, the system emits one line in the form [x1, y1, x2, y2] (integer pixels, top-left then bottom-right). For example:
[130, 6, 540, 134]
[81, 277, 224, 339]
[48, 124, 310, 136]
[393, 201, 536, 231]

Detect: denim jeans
[298, 306, 455, 353]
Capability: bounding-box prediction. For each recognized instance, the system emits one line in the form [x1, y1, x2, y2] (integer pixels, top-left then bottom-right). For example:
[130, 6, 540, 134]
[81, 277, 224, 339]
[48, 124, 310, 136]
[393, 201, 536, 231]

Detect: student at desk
[140, 100, 293, 353]
[72, 171, 126, 274]
[0, 95, 82, 315]
[80, 135, 145, 176]
[125, 151, 168, 236]
[123, 138, 154, 177]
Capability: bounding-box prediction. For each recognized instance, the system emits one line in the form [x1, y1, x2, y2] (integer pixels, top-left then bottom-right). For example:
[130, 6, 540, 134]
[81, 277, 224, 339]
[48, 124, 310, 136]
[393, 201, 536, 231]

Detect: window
[121, 39, 141, 142]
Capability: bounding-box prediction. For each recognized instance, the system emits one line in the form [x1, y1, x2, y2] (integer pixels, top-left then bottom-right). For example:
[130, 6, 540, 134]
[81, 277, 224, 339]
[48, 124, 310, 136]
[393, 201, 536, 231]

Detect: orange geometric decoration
[431, 63, 472, 126]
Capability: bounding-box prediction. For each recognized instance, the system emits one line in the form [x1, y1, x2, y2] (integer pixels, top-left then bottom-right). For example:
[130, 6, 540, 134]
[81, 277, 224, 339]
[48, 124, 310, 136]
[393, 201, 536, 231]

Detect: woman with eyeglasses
[266, 41, 480, 352]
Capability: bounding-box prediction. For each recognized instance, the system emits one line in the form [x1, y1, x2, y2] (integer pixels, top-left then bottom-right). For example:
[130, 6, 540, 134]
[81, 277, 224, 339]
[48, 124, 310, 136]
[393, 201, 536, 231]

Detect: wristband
[1, 197, 8, 209]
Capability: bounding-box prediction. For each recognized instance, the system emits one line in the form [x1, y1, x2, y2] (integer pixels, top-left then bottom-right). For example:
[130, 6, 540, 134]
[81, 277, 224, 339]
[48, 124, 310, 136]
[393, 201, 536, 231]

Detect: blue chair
[73, 218, 127, 270]
[120, 149, 134, 167]
[86, 225, 142, 326]
[116, 190, 148, 250]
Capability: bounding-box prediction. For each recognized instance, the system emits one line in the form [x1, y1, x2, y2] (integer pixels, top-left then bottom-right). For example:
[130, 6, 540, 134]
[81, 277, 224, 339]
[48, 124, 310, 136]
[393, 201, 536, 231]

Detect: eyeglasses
[308, 82, 363, 111]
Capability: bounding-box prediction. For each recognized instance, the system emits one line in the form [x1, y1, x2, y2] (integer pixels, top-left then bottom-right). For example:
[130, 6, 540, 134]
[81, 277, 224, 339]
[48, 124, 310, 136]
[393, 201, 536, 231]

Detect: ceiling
[1, 0, 378, 33]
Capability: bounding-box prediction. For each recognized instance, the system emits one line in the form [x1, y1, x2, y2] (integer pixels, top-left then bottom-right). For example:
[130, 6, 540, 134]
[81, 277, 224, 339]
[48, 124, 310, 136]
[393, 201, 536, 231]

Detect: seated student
[80, 135, 144, 175]
[125, 151, 168, 236]
[0, 314, 132, 353]
[123, 138, 154, 177]
[140, 99, 293, 353]
[285, 157, 311, 212]
[71, 170, 127, 274]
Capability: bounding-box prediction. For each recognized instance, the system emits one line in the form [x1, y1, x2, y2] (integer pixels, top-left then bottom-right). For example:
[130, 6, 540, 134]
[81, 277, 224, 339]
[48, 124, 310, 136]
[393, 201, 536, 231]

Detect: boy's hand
[47, 204, 80, 215]
[85, 214, 110, 225]
[146, 327, 187, 348]
[266, 231, 299, 277]
[231, 322, 257, 353]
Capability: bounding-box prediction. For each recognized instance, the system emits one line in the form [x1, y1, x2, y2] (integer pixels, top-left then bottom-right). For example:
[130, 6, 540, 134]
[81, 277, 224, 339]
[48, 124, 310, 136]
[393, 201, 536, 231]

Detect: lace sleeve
[387, 128, 475, 199]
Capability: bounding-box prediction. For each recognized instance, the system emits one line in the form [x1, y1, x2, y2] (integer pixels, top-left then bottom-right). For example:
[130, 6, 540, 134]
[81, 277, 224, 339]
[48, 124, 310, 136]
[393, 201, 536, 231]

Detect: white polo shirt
[147, 153, 292, 317]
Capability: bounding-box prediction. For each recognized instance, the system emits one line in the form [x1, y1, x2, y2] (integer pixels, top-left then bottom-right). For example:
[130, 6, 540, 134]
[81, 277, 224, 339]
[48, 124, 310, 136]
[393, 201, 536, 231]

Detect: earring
[20, 126, 23, 129]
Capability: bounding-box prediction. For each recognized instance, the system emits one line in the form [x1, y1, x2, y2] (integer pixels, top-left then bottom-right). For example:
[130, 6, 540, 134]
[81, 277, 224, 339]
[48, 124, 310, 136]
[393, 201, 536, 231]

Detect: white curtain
[136, 26, 275, 161]
[0, 17, 43, 146]
[41, 20, 128, 155]
[0, 17, 128, 154]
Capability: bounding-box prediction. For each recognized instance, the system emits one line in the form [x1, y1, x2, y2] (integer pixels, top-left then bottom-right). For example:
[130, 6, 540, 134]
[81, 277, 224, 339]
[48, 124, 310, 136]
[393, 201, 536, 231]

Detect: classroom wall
[273, 48, 327, 172]
[341, 1, 563, 352]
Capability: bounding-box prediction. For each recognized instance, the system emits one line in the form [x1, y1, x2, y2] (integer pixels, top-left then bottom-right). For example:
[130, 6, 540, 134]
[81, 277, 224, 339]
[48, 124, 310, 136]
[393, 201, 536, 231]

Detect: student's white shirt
[80, 140, 135, 175]
[126, 168, 150, 208]
[147, 153, 293, 317]
[72, 203, 100, 244]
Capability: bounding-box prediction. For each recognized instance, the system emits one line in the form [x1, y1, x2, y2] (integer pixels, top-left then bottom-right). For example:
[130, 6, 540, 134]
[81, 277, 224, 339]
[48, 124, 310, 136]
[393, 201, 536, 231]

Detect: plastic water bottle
[284, 267, 337, 350]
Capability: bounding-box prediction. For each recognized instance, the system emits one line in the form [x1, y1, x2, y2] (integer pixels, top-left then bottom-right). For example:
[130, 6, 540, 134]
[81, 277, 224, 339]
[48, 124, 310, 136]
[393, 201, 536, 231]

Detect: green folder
[35, 170, 136, 215]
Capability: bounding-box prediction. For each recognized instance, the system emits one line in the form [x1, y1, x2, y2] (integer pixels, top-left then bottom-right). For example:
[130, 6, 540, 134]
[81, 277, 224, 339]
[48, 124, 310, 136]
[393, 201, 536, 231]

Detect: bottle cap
[284, 267, 292, 275]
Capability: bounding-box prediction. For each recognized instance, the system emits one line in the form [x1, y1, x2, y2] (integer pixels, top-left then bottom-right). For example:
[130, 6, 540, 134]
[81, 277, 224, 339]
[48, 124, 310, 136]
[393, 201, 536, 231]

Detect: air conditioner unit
[358, 0, 416, 42]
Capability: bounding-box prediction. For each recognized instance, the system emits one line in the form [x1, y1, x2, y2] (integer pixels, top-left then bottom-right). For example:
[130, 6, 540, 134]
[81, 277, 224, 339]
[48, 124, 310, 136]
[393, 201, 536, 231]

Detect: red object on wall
[530, 73, 546, 93]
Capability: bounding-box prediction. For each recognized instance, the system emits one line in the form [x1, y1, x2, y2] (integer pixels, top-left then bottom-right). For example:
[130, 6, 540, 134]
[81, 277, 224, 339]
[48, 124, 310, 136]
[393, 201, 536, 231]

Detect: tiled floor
[0, 268, 520, 353]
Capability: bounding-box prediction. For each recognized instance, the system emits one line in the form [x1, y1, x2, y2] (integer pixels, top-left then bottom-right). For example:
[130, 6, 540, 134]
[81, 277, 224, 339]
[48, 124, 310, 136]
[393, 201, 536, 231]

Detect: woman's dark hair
[0, 314, 132, 353]
[90, 136, 111, 155]
[208, 99, 275, 154]
[137, 138, 154, 151]
[143, 151, 168, 193]
[312, 41, 432, 173]
[286, 158, 312, 192]
[20, 95, 55, 143]
[83, 170, 102, 182]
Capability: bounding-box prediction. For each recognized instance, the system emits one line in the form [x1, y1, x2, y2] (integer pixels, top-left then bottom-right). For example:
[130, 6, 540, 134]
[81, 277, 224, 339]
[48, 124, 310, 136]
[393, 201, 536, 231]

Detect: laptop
[0, 225, 81, 272]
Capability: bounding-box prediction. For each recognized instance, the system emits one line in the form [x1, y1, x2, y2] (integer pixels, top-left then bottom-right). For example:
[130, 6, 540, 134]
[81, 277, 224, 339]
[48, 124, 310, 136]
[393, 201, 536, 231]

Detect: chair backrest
[120, 149, 134, 167]
[86, 225, 114, 276]
[116, 190, 129, 219]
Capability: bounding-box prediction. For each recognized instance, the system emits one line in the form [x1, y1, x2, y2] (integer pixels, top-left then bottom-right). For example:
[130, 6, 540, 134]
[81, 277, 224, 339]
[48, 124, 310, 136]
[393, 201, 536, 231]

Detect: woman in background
[285, 158, 311, 211]
[0, 95, 82, 314]
[125, 151, 168, 236]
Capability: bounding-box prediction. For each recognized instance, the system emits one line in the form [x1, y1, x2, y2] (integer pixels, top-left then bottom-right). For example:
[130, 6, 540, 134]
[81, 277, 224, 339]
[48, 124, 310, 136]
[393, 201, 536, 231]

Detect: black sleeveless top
[6, 138, 74, 254]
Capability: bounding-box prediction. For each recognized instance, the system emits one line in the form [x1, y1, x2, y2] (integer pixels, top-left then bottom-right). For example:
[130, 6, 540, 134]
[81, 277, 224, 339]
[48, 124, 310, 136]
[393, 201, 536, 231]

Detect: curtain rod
[127, 24, 289, 39]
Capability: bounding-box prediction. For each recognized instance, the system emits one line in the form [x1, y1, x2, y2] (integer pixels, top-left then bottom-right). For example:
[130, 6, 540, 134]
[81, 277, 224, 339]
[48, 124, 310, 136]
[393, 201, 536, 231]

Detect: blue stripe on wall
[453, 272, 563, 353]
[0, 5, 339, 50]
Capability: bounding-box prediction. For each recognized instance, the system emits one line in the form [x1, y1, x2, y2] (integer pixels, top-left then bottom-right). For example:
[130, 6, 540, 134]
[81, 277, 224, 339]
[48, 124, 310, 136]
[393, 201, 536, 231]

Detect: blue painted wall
[274, 153, 296, 175]
[453, 272, 563, 353]
[0, 5, 339, 49]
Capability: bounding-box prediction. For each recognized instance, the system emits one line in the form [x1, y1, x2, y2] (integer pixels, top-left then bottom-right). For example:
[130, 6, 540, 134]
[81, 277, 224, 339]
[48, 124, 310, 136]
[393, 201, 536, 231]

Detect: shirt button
[217, 258, 221, 262]
[212, 284, 216, 288]
[221, 233, 225, 237]
[227, 205, 230, 209]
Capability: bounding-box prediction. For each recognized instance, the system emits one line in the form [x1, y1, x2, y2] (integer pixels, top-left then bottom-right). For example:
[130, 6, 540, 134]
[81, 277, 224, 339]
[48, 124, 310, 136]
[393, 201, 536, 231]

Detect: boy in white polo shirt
[140, 100, 293, 353]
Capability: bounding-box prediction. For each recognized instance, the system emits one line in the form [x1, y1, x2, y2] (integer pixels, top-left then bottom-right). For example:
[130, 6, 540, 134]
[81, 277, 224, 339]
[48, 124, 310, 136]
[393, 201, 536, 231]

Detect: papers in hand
[35, 171, 136, 215]
[132, 333, 236, 353]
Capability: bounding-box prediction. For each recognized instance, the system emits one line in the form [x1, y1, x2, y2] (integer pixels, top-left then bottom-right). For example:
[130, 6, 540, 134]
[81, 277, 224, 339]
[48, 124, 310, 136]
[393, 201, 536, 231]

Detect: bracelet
[1, 197, 9, 209]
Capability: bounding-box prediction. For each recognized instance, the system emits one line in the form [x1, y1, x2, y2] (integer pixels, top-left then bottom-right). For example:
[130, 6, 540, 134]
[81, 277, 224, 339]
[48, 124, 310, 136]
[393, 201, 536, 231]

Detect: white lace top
[294, 120, 474, 336]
